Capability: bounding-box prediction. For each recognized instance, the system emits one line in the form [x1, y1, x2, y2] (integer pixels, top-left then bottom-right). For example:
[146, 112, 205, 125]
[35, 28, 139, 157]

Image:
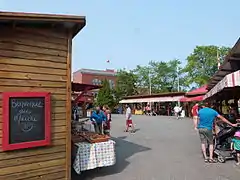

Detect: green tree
[183, 45, 231, 87]
[114, 69, 138, 101]
[133, 59, 187, 92]
[96, 79, 115, 109]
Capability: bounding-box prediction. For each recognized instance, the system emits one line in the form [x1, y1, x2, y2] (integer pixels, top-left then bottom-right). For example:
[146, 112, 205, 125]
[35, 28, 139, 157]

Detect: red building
[73, 68, 117, 88]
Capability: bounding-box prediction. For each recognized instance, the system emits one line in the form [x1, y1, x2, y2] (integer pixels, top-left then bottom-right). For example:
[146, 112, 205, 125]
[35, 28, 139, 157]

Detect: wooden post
[66, 32, 72, 180]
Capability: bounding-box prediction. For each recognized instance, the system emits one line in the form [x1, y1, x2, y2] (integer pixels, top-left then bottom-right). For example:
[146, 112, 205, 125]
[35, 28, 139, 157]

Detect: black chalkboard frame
[2, 92, 51, 151]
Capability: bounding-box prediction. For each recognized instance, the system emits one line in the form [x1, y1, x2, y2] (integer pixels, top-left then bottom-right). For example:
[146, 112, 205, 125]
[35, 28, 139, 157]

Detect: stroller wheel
[217, 155, 226, 163]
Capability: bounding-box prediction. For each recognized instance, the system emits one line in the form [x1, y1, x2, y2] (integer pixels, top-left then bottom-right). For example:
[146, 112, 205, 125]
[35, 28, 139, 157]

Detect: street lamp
[177, 65, 180, 106]
[149, 68, 152, 95]
[148, 67, 152, 110]
[177, 65, 180, 92]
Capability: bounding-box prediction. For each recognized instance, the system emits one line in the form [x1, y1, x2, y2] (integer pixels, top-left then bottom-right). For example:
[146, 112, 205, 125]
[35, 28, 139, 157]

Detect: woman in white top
[125, 104, 135, 133]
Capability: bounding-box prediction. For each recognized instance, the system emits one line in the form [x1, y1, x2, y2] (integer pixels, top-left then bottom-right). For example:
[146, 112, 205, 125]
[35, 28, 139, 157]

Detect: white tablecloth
[73, 140, 116, 174]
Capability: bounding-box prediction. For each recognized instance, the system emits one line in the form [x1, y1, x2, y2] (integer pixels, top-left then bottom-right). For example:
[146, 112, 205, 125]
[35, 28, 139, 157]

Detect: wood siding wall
[0, 27, 71, 180]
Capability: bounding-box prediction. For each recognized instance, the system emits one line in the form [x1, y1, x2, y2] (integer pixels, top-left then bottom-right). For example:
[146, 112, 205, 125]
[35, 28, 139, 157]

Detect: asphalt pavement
[73, 115, 240, 180]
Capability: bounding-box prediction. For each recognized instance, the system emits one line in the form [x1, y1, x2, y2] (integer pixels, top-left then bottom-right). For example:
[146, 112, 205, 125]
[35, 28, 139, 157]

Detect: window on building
[92, 79, 102, 85]
[92, 79, 97, 85]
[109, 80, 115, 88]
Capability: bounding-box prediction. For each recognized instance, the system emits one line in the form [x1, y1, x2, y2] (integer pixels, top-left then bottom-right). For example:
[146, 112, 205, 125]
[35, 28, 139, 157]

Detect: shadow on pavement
[72, 136, 151, 180]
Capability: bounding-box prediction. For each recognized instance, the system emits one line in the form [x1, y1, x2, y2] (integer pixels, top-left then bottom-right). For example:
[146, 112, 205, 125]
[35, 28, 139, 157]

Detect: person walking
[191, 103, 199, 130]
[174, 104, 181, 119]
[125, 104, 135, 133]
[90, 106, 106, 134]
[197, 102, 237, 163]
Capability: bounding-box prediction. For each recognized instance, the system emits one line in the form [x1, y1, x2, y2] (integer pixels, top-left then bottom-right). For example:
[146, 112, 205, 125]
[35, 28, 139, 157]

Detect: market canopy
[180, 95, 204, 102]
[72, 82, 101, 92]
[204, 70, 240, 99]
[119, 92, 185, 103]
[185, 85, 207, 96]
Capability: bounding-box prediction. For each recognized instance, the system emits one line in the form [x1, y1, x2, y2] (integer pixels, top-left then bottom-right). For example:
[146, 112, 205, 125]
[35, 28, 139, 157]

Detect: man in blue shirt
[198, 102, 237, 163]
[90, 106, 106, 134]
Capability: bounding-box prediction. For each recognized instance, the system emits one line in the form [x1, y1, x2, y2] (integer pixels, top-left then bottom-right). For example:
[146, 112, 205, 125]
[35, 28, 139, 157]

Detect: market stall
[204, 70, 240, 120]
[71, 82, 116, 174]
[204, 38, 240, 121]
[180, 85, 207, 117]
[204, 70, 240, 99]
[119, 92, 185, 116]
[72, 82, 101, 119]
[71, 121, 116, 174]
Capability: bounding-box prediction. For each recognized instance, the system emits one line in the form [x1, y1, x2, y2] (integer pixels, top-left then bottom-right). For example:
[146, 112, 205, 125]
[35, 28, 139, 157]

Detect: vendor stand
[204, 70, 240, 122]
[204, 38, 240, 122]
[0, 11, 86, 180]
[71, 82, 116, 174]
[180, 85, 207, 117]
[72, 82, 101, 119]
[71, 121, 116, 174]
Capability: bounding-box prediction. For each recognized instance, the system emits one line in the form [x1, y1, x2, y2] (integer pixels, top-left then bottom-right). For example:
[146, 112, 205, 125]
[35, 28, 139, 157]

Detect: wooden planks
[0, 63, 67, 75]
[0, 152, 66, 169]
[0, 57, 67, 70]
[2, 165, 65, 180]
[0, 42, 67, 57]
[0, 145, 66, 160]
[0, 27, 69, 179]
[0, 49, 66, 63]
[0, 71, 66, 82]
[0, 159, 66, 176]
[0, 27, 68, 45]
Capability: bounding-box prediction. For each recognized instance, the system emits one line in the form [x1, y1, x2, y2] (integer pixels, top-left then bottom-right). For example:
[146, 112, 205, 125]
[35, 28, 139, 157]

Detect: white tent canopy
[119, 96, 184, 103]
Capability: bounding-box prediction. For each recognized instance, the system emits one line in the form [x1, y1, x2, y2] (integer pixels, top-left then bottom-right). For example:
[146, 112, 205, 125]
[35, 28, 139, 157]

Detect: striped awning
[204, 70, 240, 99]
[119, 96, 184, 103]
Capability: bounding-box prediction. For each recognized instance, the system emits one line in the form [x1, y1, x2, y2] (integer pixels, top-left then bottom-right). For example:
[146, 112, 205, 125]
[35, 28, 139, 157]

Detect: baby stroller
[212, 123, 240, 163]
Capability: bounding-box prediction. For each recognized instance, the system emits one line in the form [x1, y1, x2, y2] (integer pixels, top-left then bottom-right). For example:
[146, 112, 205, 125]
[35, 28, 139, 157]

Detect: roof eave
[0, 11, 86, 38]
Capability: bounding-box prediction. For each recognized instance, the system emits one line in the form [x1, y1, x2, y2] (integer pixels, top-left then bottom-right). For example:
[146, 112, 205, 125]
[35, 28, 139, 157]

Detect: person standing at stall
[90, 106, 106, 134]
[191, 103, 199, 130]
[103, 105, 112, 135]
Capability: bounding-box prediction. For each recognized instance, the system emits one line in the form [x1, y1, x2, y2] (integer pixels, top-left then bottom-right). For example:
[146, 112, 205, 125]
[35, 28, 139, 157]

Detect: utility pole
[149, 68, 152, 109]
[149, 69, 152, 95]
[217, 48, 221, 69]
[177, 65, 180, 106]
[177, 66, 180, 92]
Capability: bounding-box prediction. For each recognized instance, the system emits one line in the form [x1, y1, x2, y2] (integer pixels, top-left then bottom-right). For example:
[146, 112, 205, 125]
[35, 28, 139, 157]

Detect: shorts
[198, 128, 213, 145]
[126, 119, 133, 127]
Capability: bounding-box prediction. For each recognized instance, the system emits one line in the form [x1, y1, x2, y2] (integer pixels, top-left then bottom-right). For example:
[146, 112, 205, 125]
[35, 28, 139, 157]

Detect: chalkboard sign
[2, 92, 51, 151]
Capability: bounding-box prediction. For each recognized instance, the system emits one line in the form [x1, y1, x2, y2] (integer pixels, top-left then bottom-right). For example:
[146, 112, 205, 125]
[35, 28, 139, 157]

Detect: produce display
[72, 129, 110, 143]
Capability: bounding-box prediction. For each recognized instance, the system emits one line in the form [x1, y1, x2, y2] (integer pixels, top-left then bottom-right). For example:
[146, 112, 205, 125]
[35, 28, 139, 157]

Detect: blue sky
[1, 0, 240, 72]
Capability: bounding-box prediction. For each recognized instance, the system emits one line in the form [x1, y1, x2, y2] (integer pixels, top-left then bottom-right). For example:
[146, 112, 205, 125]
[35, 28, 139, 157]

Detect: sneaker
[236, 162, 240, 166]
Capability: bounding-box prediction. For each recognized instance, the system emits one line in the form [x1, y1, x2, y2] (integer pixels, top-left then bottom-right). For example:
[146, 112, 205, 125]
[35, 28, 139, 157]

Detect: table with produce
[71, 121, 116, 174]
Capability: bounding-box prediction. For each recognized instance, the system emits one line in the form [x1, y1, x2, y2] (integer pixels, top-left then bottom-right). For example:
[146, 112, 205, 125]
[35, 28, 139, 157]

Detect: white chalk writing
[11, 100, 43, 108]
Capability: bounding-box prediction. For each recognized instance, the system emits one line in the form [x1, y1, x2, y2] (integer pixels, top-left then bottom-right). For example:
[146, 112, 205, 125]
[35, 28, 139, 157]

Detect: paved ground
[73, 115, 240, 180]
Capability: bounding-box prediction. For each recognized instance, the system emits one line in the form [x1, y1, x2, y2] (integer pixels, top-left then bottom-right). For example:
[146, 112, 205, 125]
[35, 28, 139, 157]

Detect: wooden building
[0, 12, 85, 179]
